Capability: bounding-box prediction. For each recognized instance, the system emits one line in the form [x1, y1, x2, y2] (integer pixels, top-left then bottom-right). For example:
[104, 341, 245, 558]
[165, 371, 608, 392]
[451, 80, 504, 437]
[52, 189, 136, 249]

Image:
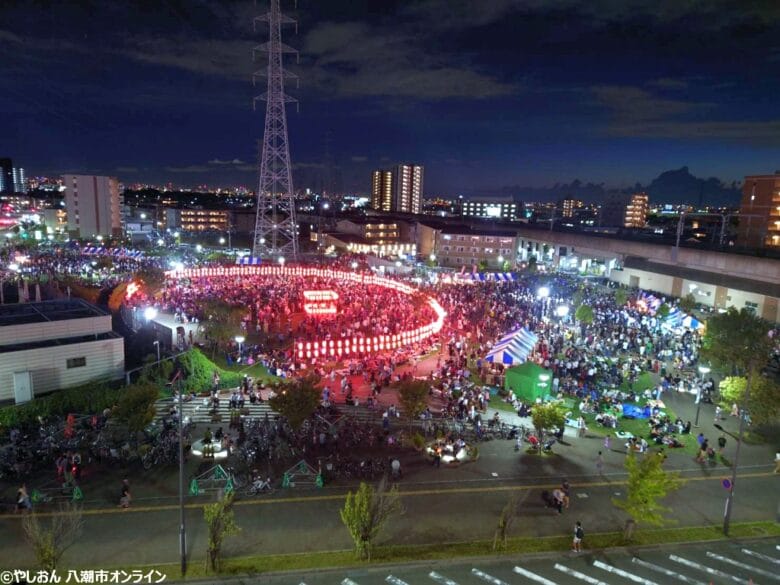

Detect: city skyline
[1, 1, 779, 198]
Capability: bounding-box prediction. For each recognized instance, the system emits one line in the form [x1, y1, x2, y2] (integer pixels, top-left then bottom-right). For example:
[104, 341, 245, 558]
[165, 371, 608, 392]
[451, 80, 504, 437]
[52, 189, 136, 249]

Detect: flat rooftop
[0, 299, 108, 326]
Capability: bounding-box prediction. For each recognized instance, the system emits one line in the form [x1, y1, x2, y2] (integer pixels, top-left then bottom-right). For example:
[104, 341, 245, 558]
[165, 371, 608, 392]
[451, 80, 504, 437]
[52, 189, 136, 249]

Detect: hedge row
[0, 349, 243, 431]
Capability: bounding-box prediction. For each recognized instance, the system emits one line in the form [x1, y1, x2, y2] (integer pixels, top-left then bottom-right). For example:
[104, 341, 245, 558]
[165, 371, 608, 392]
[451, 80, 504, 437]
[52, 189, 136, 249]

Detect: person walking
[572, 521, 584, 552]
[604, 434, 611, 451]
[119, 479, 131, 509]
[596, 451, 604, 475]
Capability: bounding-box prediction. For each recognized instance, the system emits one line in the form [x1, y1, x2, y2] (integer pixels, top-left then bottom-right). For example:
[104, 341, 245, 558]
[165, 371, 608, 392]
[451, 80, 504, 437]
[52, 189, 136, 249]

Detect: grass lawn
[211, 353, 278, 383]
[570, 400, 703, 458]
[619, 371, 655, 392]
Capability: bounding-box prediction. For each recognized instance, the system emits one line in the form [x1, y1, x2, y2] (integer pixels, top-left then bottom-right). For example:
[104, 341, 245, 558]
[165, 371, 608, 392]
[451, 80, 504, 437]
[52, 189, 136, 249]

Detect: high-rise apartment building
[370, 164, 424, 214]
[561, 198, 583, 218]
[12, 167, 26, 193]
[624, 193, 649, 228]
[0, 159, 28, 193]
[63, 175, 123, 238]
[600, 192, 648, 228]
[371, 169, 393, 212]
[461, 200, 517, 219]
[737, 173, 780, 248]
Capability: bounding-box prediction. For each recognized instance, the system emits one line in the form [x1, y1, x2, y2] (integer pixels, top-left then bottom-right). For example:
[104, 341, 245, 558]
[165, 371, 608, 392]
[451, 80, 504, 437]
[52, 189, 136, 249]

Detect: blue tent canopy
[485, 327, 538, 365]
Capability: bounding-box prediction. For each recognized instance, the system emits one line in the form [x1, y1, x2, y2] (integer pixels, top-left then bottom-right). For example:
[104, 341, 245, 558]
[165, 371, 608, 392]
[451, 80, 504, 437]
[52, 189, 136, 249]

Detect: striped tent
[485, 327, 538, 365]
[236, 256, 263, 266]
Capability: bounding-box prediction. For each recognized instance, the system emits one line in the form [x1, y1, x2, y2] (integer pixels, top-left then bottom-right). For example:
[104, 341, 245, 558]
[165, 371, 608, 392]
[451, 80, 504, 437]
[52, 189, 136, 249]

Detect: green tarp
[504, 362, 553, 402]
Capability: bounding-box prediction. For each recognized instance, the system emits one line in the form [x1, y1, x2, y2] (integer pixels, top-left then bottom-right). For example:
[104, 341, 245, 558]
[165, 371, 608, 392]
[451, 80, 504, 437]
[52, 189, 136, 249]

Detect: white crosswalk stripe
[707, 551, 780, 580]
[342, 579, 360, 585]
[429, 571, 459, 585]
[631, 557, 707, 585]
[593, 560, 658, 585]
[669, 555, 749, 585]
[471, 568, 509, 585]
[554, 563, 606, 584]
[387, 576, 410, 585]
[742, 548, 780, 566]
[512, 566, 558, 585]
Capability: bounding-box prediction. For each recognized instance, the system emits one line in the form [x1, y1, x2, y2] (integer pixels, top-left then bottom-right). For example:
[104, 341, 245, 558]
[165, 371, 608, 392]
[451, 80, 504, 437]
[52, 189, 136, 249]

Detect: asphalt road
[0, 469, 776, 568]
[259, 539, 780, 585]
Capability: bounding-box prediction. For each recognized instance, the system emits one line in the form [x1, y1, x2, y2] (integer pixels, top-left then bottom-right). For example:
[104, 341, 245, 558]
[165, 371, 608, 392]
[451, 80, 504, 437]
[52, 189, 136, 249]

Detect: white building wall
[610, 268, 779, 322]
[0, 337, 125, 402]
[63, 174, 121, 237]
[0, 315, 113, 346]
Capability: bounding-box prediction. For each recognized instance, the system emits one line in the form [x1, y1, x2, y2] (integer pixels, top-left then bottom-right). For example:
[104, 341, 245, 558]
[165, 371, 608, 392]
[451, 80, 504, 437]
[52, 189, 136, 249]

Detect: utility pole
[252, 0, 299, 259]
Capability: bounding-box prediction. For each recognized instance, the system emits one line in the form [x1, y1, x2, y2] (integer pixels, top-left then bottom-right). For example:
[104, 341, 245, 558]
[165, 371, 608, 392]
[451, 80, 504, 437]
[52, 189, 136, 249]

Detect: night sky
[1, 0, 779, 196]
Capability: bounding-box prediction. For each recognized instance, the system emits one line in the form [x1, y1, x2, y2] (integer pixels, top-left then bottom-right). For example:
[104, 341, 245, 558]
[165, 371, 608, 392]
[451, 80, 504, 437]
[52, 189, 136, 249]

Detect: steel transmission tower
[252, 0, 299, 259]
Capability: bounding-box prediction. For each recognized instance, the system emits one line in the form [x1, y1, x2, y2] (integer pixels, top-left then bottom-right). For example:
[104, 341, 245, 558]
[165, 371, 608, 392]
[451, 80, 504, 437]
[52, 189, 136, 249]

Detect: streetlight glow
[195, 244, 203, 252]
[234, 336, 245, 344]
[556, 305, 570, 318]
[278, 256, 285, 265]
[537, 286, 550, 298]
[698, 365, 711, 375]
[143, 307, 158, 321]
[219, 237, 226, 245]
[429, 254, 436, 261]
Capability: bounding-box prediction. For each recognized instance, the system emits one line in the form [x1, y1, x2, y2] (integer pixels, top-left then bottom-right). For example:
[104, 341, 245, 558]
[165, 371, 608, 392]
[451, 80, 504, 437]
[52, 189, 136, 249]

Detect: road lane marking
[429, 571, 458, 585]
[387, 576, 410, 585]
[554, 563, 606, 584]
[472, 568, 509, 585]
[9, 471, 774, 518]
[513, 566, 558, 585]
[669, 555, 749, 585]
[343, 579, 360, 585]
[742, 549, 780, 565]
[631, 557, 707, 585]
[706, 551, 779, 580]
[593, 560, 658, 585]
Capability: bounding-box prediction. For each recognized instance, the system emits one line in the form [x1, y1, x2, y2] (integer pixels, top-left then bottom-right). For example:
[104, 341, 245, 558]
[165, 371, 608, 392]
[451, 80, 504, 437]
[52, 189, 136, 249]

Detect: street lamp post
[153, 340, 161, 371]
[176, 373, 186, 576]
[235, 335, 245, 361]
[694, 365, 710, 427]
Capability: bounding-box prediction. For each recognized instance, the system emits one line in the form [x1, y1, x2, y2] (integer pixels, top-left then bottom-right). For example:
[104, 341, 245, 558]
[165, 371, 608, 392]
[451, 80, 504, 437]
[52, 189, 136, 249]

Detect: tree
[269, 376, 321, 430]
[572, 290, 585, 310]
[340, 477, 402, 560]
[201, 300, 245, 355]
[701, 305, 774, 536]
[613, 288, 628, 307]
[397, 379, 429, 426]
[719, 375, 780, 428]
[574, 304, 594, 324]
[526, 255, 537, 273]
[612, 452, 685, 537]
[678, 293, 696, 314]
[702, 308, 773, 377]
[493, 492, 527, 551]
[477, 260, 489, 272]
[203, 492, 240, 572]
[655, 303, 670, 319]
[23, 503, 83, 571]
[113, 382, 159, 434]
[530, 402, 566, 452]
[135, 266, 166, 297]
